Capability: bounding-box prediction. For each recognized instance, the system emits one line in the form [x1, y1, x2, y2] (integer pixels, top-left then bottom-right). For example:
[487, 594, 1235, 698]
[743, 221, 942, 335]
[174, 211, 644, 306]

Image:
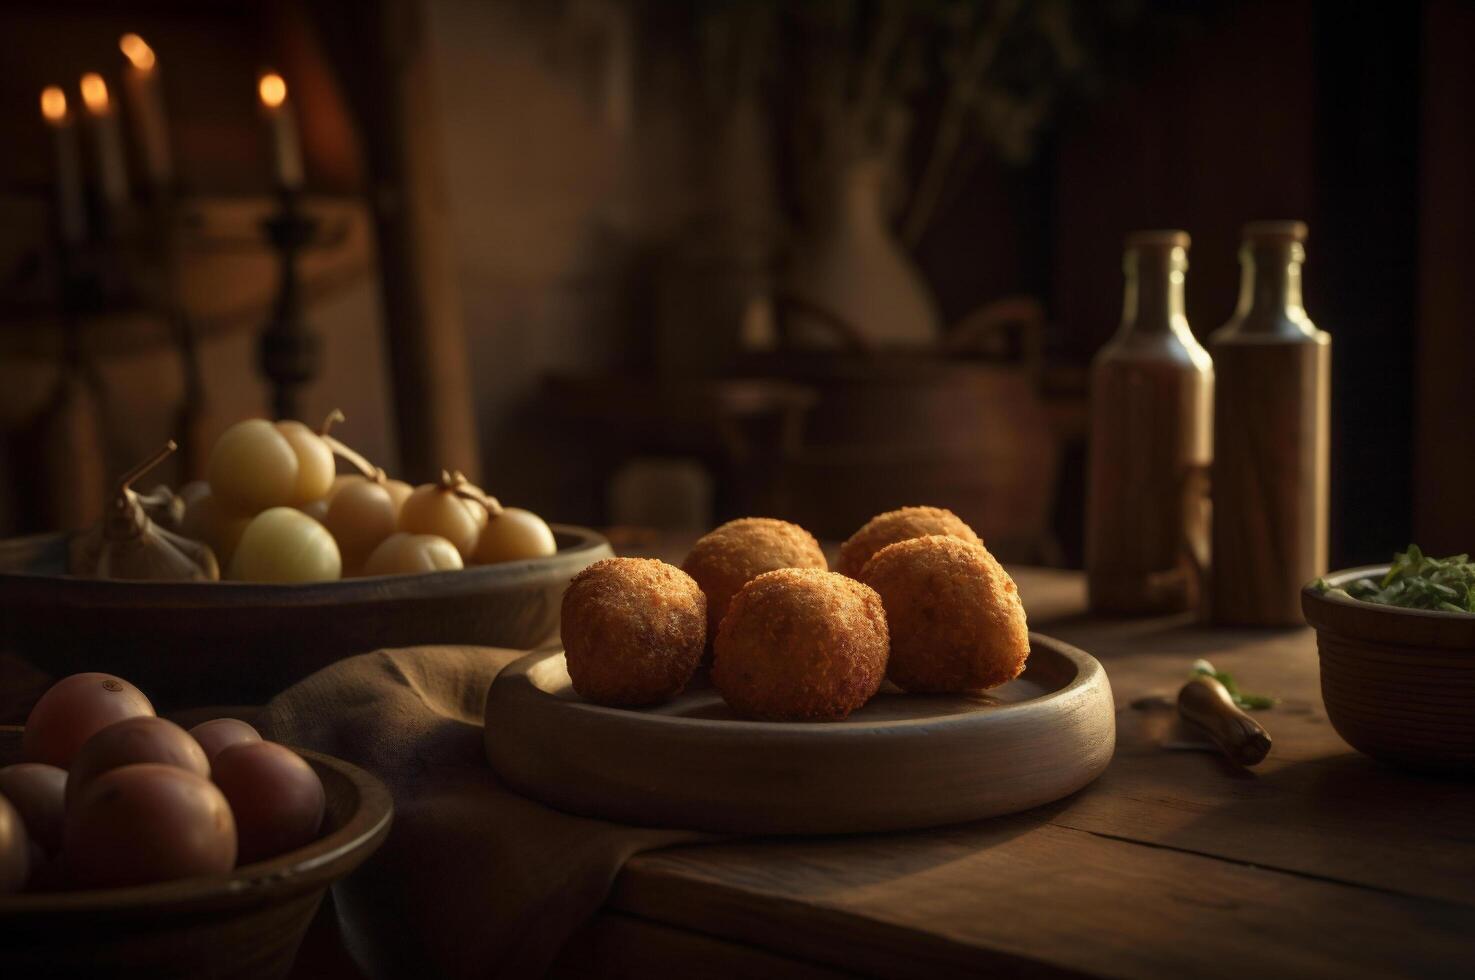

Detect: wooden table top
[5, 547, 1472, 978]
[557, 563, 1475, 979]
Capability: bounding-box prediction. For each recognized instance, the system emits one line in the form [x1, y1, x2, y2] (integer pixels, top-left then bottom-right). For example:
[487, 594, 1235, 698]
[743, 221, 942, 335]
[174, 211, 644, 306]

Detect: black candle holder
[257, 189, 323, 423]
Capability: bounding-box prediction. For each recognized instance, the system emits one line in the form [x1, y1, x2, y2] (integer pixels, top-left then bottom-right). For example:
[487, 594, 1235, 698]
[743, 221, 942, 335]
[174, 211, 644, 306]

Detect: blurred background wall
[1, 0, 1470, 567]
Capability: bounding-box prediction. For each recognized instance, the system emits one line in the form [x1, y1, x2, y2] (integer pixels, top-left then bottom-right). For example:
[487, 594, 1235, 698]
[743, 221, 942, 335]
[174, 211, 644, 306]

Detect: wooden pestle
[1177, 674, 1272, 767]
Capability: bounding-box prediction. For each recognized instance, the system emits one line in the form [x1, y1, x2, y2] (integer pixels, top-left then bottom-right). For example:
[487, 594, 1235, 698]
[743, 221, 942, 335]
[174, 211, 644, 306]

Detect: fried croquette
[836, 505, 983, 579]
[681, 517, 827, 639]
[561, 557, 706, 707]
[712, 568, 889, 721]
[860, 535, 1029, 693]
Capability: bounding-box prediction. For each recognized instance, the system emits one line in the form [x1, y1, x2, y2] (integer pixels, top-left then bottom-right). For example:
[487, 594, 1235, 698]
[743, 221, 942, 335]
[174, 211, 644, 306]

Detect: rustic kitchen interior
[1, 1, 1472, 978]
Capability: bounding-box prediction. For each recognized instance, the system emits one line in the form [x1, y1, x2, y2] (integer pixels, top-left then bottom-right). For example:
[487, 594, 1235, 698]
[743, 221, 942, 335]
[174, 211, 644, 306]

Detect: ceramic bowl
[1302, 566, 1475, 772]
[0, 525, 613, 707]
[0, 727, 393, 979]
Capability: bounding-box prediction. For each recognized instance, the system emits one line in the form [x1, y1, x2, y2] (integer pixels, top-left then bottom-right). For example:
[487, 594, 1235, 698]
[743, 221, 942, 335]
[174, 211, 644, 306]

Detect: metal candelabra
[257, 189, 323, 423]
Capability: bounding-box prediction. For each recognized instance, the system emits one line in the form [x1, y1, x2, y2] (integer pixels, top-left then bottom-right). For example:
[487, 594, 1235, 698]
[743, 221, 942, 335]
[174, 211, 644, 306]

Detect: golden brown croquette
[836, 506, 983, 579]
[712, 567, 889, 722]
[561, 557, 706, 707]
[860, 535, 1029, 693]
[681, 517, 827, 639]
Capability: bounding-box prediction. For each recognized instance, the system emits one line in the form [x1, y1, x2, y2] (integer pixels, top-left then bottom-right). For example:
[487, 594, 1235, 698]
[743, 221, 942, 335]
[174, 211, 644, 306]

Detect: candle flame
[119, 33, 156, 71]
[258, 72, 288, 109]
[80, 73, 110, 114]
[41, 86, 67, 123]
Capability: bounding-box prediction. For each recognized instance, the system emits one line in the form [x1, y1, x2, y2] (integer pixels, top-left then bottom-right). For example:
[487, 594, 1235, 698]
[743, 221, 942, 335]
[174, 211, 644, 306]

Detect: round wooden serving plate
[0, 525, 612, 707]
[0, 727, 393, 979]
[485, 632, 1115, 835]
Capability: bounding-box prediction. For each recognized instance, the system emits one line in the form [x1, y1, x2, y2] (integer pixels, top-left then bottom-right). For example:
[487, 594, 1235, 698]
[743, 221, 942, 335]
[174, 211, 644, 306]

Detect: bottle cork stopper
[1124, 229, 1191, 250]
[1243, 219, 1308, 242]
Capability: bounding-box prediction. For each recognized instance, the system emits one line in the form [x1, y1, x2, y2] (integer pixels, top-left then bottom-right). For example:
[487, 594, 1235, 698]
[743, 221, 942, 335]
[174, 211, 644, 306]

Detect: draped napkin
[256, 645, 707, 979]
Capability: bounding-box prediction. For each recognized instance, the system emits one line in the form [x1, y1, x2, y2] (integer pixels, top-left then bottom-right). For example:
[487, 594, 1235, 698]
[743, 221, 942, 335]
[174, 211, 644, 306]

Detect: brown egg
[189, 718, 263, 765]
[212, 741, 325, 864]
[66, 716, 211, 808]
[65, 764, 237, 888]
[0, 793, 29, 893]
[0, 763, 67, 854]
[23, 672, 155, 768]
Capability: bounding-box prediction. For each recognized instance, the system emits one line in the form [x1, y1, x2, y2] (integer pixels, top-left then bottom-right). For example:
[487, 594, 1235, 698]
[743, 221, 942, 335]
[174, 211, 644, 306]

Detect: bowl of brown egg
[0, 672, 393, 979]
[0, 414, 613, 706]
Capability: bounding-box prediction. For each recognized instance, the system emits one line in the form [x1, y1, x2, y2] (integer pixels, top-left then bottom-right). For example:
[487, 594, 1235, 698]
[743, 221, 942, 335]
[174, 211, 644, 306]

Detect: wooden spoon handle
[1177, 675, 1272, 767]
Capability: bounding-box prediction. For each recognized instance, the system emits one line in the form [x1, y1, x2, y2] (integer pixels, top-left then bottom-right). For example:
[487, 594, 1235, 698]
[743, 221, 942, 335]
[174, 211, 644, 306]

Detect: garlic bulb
[68, 441, 220, 582]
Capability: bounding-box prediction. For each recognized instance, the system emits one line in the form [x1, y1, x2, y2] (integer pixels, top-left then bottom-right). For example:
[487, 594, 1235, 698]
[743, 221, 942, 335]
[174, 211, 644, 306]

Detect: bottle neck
[1235, 242, 1305, 321]
[1121, 246, 1189, 335]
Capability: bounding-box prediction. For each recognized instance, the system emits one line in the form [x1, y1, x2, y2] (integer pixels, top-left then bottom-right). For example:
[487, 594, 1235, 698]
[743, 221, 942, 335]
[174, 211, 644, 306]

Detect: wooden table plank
[604, 565, 1475, 976]
[550, 912, 862, 980]
[614, 822, 1475, 979]
[1036, 614, 1475, 907]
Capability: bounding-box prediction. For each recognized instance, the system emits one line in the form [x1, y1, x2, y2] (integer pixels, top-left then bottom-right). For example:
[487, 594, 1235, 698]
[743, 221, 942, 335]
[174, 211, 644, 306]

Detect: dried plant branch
[901, 0, 1020, 249]
[852, 0, 909, 138]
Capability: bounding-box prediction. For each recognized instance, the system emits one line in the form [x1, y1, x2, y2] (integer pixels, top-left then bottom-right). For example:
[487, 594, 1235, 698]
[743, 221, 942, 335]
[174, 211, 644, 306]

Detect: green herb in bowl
[1314, 545, 1475, 614]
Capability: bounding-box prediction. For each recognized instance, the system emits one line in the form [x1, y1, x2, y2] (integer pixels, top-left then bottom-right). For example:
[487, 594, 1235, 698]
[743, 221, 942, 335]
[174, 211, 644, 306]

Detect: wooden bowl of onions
[0, 523, 612, 708]
[0, 419, 614, 706]
[0, 725, 393, 980]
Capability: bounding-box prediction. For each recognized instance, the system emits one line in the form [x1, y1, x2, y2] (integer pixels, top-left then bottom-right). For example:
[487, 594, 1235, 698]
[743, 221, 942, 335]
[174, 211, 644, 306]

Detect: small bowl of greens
[1302, 547, 1475, 773]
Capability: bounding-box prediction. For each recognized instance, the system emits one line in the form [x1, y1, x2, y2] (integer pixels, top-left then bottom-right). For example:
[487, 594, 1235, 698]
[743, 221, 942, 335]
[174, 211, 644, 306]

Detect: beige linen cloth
[256, 645, 707, 979]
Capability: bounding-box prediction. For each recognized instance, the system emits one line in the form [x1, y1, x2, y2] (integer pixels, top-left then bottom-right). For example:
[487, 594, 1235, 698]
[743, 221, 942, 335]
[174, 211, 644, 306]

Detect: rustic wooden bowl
[485, 632, 1116, 834]
[1302, 566, 1475, 773]
[0, 525, 612, 708]
[0, 726, 393, 979]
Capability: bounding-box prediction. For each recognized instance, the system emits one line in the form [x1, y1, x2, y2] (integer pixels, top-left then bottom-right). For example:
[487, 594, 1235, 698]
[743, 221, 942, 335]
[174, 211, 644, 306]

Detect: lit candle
[41, 86, 87, 244]
[80, 73, 130, 211]
[257, 72, 304, 191]
[119, 33, 173, 192]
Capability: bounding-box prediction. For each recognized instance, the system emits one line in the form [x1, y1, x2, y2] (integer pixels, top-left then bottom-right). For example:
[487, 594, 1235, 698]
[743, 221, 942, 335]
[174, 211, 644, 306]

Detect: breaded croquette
[860, 535, 1029, 693]
[712, 568, 889, 721]
[561, 557, 706, 707]
[681, 517, 827, 639]
[836, 505, 982, 579]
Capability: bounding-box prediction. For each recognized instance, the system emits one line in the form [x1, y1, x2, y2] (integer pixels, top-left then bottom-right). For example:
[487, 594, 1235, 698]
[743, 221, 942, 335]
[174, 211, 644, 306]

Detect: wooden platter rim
[0, 727, 394, 918]
[493, 630, 1103, 736]
[485, 633, 1117, 834]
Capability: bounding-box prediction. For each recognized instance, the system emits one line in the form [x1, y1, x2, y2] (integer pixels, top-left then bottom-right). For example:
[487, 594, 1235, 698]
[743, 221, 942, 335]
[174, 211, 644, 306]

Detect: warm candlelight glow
[258, 73, 288, 109]
[119, 33, 156, 71]
[80, 73, 111, 115]
[41, 86, 67, 123]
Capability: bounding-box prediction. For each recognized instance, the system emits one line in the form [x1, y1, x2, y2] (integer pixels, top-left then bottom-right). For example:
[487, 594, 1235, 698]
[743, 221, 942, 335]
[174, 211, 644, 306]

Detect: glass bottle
[1208, 221, 1330, 625]
[1086, 231, 1214, 614]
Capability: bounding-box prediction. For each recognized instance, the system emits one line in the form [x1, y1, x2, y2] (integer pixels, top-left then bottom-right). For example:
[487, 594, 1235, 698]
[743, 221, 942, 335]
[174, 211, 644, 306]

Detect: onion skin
[0, 764, 67, 854]
[212, 742, 324, 864]
[64, 764, 237, 889]
[0, 794, 30, 893]
[65, 716, 211, 808]
[190, 718, 263, 765]
[23, 673, 155, 768]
